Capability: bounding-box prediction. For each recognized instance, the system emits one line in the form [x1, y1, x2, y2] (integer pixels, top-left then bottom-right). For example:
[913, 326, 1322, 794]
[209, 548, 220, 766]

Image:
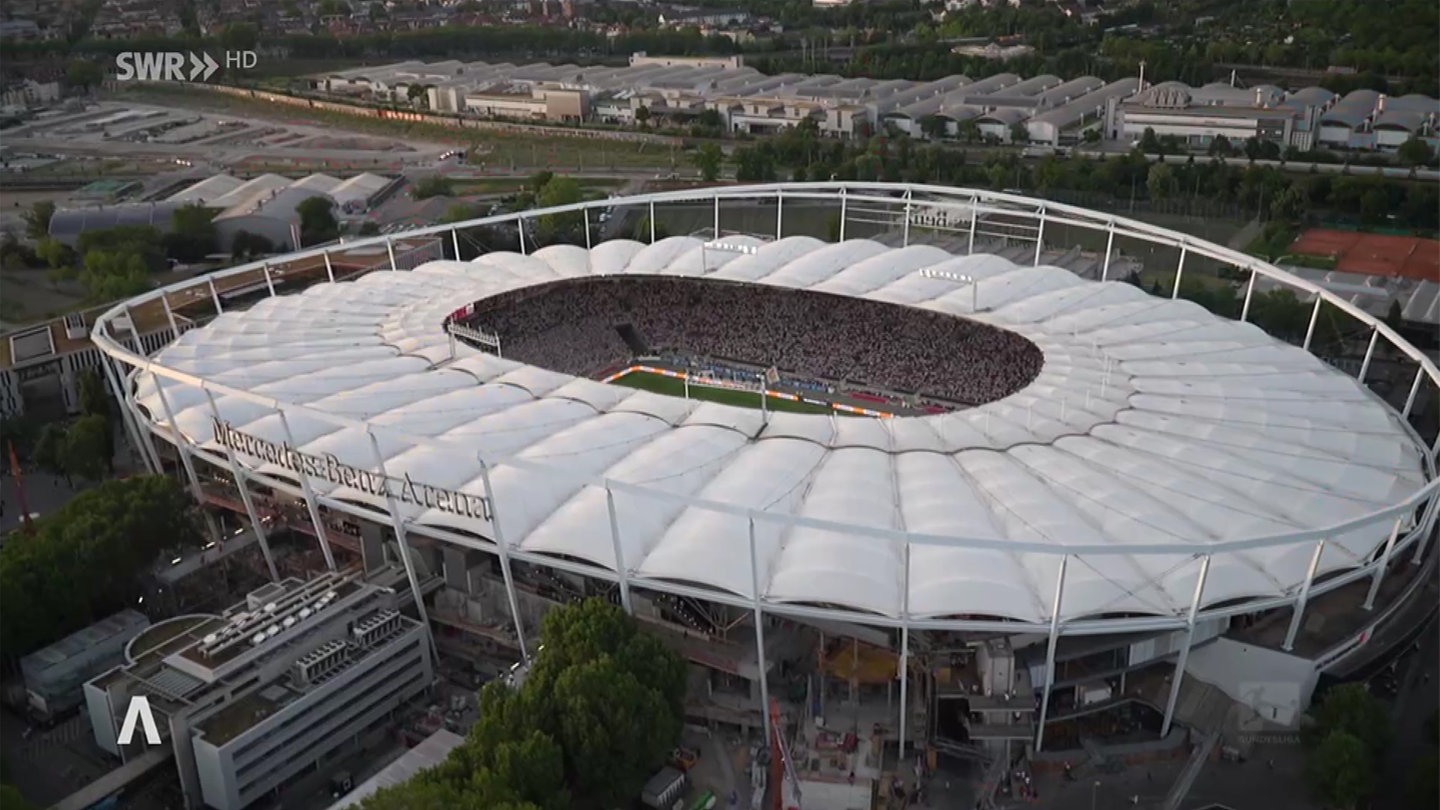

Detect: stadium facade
[92, 184, 1437, 778]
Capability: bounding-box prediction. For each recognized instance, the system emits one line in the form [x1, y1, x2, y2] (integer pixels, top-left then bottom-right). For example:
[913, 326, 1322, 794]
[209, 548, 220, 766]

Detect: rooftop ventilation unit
[293, 639, 351, 684]
[353, 610, 402, 648]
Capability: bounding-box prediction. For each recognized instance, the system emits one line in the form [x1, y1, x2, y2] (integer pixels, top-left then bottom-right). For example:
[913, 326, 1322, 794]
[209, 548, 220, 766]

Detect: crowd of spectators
[463, 277, 1044, 405]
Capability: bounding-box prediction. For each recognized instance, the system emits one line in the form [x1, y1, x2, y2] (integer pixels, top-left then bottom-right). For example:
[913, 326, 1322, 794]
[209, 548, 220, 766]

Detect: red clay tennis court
[1289, 228, 1440, 281]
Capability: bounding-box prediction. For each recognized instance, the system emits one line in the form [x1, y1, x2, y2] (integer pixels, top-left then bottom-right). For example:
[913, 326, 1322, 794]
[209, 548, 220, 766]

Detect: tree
[61, 414, 112, 482]
[0, 784, 35, 810]
[23, 201, 55, 241]
[691, 143, 723, 182]
[535, 176, 583, 241]
[406, 83, 430, 107]
[1305, 683, 1391, 762]
[80, 249, 151, 301]
[1139, 127, 1161, 153]
[1306, 731, 1373, 810]
[1009, 122, 1029, 144]
[33, 422, 68, 483]
[0, 476, 202, 655]
[1397, 136, 1434, 167]
[34, 237, 72, 270]
[363, 600, 682, 810]
[634, 105, 651, 128]
[78, 370, 109, 419]
[358, 221, 381, 236]
[919, 115, 948, 140]
[219, 22, 259, 51]
[231, 230, 276, 260]
[64, 59, 103, 92]
[631, 215, 669, 242]
[166, 204, 218, 262]
[412, 175, 454, 200]
[1146, 163, 1177, 199]
[1208, 135, 1234, 157]
[297, 196, 340, 247]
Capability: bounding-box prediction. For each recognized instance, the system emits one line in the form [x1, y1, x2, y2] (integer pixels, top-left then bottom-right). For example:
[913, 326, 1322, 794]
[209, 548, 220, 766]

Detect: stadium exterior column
[451, 227, 463, 260]
[604, 484, 633, 614]
[518, 219, 528, 255]
[713, 194, 721, 239]
[161, 294, 181, 342]
[263, 262, 276, 297]
[102, 353, 159, 476]
[1402, 366, 1425, 418]
[279, 410, 336, 572]
[901, 188, 911, 248]
[204, 389, 279, 581]
[1357, 327, 1380, 382]
[478, 456, 532, 662]
[582, 209, 592, 250]
[1161, 555, 1211, 738]
[1241, 267, 1258, 322]
[385, 237, 397, 271]
[839, 187, 848, 241]
[747, 514, 772, 746]
[119, 304, 167, 473]
[776, 187, 784, 240]
[366, 429, 440, 667]
[152, 374, 204, 504]
[1171, 245, 1187, 299]
[898, 541, 912, 759]
[899, 623, 910, 759]
[1100, 220, 1115, 281]
[1302, 295, 1322, 351]
[1032, 205, 1046, 266]
[323, 250, 335, 283]
[1363, 517, 1404, 611]
[649, 201, 657, 244]
[207, 277, 222, 315]
[1033, 554, 1069, 752]
[1283, 539, 1326, 652]
[1412, 496, 1438, 565]
[967, 205, 978, 255]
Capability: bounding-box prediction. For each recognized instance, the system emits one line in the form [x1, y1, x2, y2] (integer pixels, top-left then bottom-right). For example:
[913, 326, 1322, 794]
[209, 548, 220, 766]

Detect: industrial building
[83, 572, 432, 810]
[315, 58, 1437, 151]
[19, 610, 150, 723]
[47, 172, 399, 254]
[1119, 83, 1439, 152]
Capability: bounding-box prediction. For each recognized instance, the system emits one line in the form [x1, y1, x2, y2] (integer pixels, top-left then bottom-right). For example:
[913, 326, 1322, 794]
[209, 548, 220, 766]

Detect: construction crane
[769, 698, 800, 810]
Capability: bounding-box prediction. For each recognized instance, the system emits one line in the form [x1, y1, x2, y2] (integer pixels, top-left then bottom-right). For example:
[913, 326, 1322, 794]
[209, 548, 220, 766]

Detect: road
[1376, 600, 1439, 809]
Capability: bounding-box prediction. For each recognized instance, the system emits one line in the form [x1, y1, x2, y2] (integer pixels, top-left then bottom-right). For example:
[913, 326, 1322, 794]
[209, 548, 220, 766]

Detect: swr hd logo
[115, 50, 257, 82]
[117, 695, 162, 745]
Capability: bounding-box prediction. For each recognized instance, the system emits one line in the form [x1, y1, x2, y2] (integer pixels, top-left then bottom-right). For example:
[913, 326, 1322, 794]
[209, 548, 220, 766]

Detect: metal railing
[88, 182, 1438, 652]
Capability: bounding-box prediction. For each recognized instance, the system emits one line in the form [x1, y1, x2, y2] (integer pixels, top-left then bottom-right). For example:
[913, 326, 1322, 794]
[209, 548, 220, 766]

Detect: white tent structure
[126, 235, 1426, 623]
[92, 182, 1438, 752]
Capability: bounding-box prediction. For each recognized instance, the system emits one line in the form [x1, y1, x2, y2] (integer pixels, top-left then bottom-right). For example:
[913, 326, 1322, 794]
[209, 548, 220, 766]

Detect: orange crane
[769, 698, 800, 810]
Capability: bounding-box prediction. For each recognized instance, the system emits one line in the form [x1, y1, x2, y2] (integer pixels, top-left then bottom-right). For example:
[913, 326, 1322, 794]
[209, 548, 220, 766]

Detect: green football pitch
[611, 371, 836, 415]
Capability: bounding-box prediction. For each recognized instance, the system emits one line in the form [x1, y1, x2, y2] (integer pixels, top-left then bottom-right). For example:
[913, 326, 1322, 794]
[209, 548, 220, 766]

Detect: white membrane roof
[135, 237, 1428, 623]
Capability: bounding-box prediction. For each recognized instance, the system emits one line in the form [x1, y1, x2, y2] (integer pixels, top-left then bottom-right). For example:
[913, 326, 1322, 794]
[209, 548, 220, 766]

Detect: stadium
[92, 183, 1437, 783]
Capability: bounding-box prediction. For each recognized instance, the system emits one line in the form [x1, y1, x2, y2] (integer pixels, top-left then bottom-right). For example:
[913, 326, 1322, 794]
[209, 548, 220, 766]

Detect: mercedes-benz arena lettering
[94, 183, 1438, 753]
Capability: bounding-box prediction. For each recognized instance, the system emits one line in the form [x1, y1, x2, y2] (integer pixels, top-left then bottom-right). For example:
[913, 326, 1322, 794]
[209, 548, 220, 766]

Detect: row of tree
[0, 475, 202, 657]
[360, 599, 687, 810]
[725, 124, 1440, 233]
[1301, 683, 1435, 809]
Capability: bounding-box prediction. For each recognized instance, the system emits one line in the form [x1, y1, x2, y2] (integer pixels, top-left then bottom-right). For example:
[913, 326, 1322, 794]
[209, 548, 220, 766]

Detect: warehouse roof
[168, 174, 246, 205]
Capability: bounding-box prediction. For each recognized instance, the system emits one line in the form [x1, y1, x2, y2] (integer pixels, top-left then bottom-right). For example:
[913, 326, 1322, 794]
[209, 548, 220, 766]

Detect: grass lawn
[611, 370, 836, 415]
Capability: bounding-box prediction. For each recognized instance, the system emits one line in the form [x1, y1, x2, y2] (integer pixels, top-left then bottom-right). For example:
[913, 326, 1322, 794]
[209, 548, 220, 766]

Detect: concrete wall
[1183, 637, 1318, 728]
